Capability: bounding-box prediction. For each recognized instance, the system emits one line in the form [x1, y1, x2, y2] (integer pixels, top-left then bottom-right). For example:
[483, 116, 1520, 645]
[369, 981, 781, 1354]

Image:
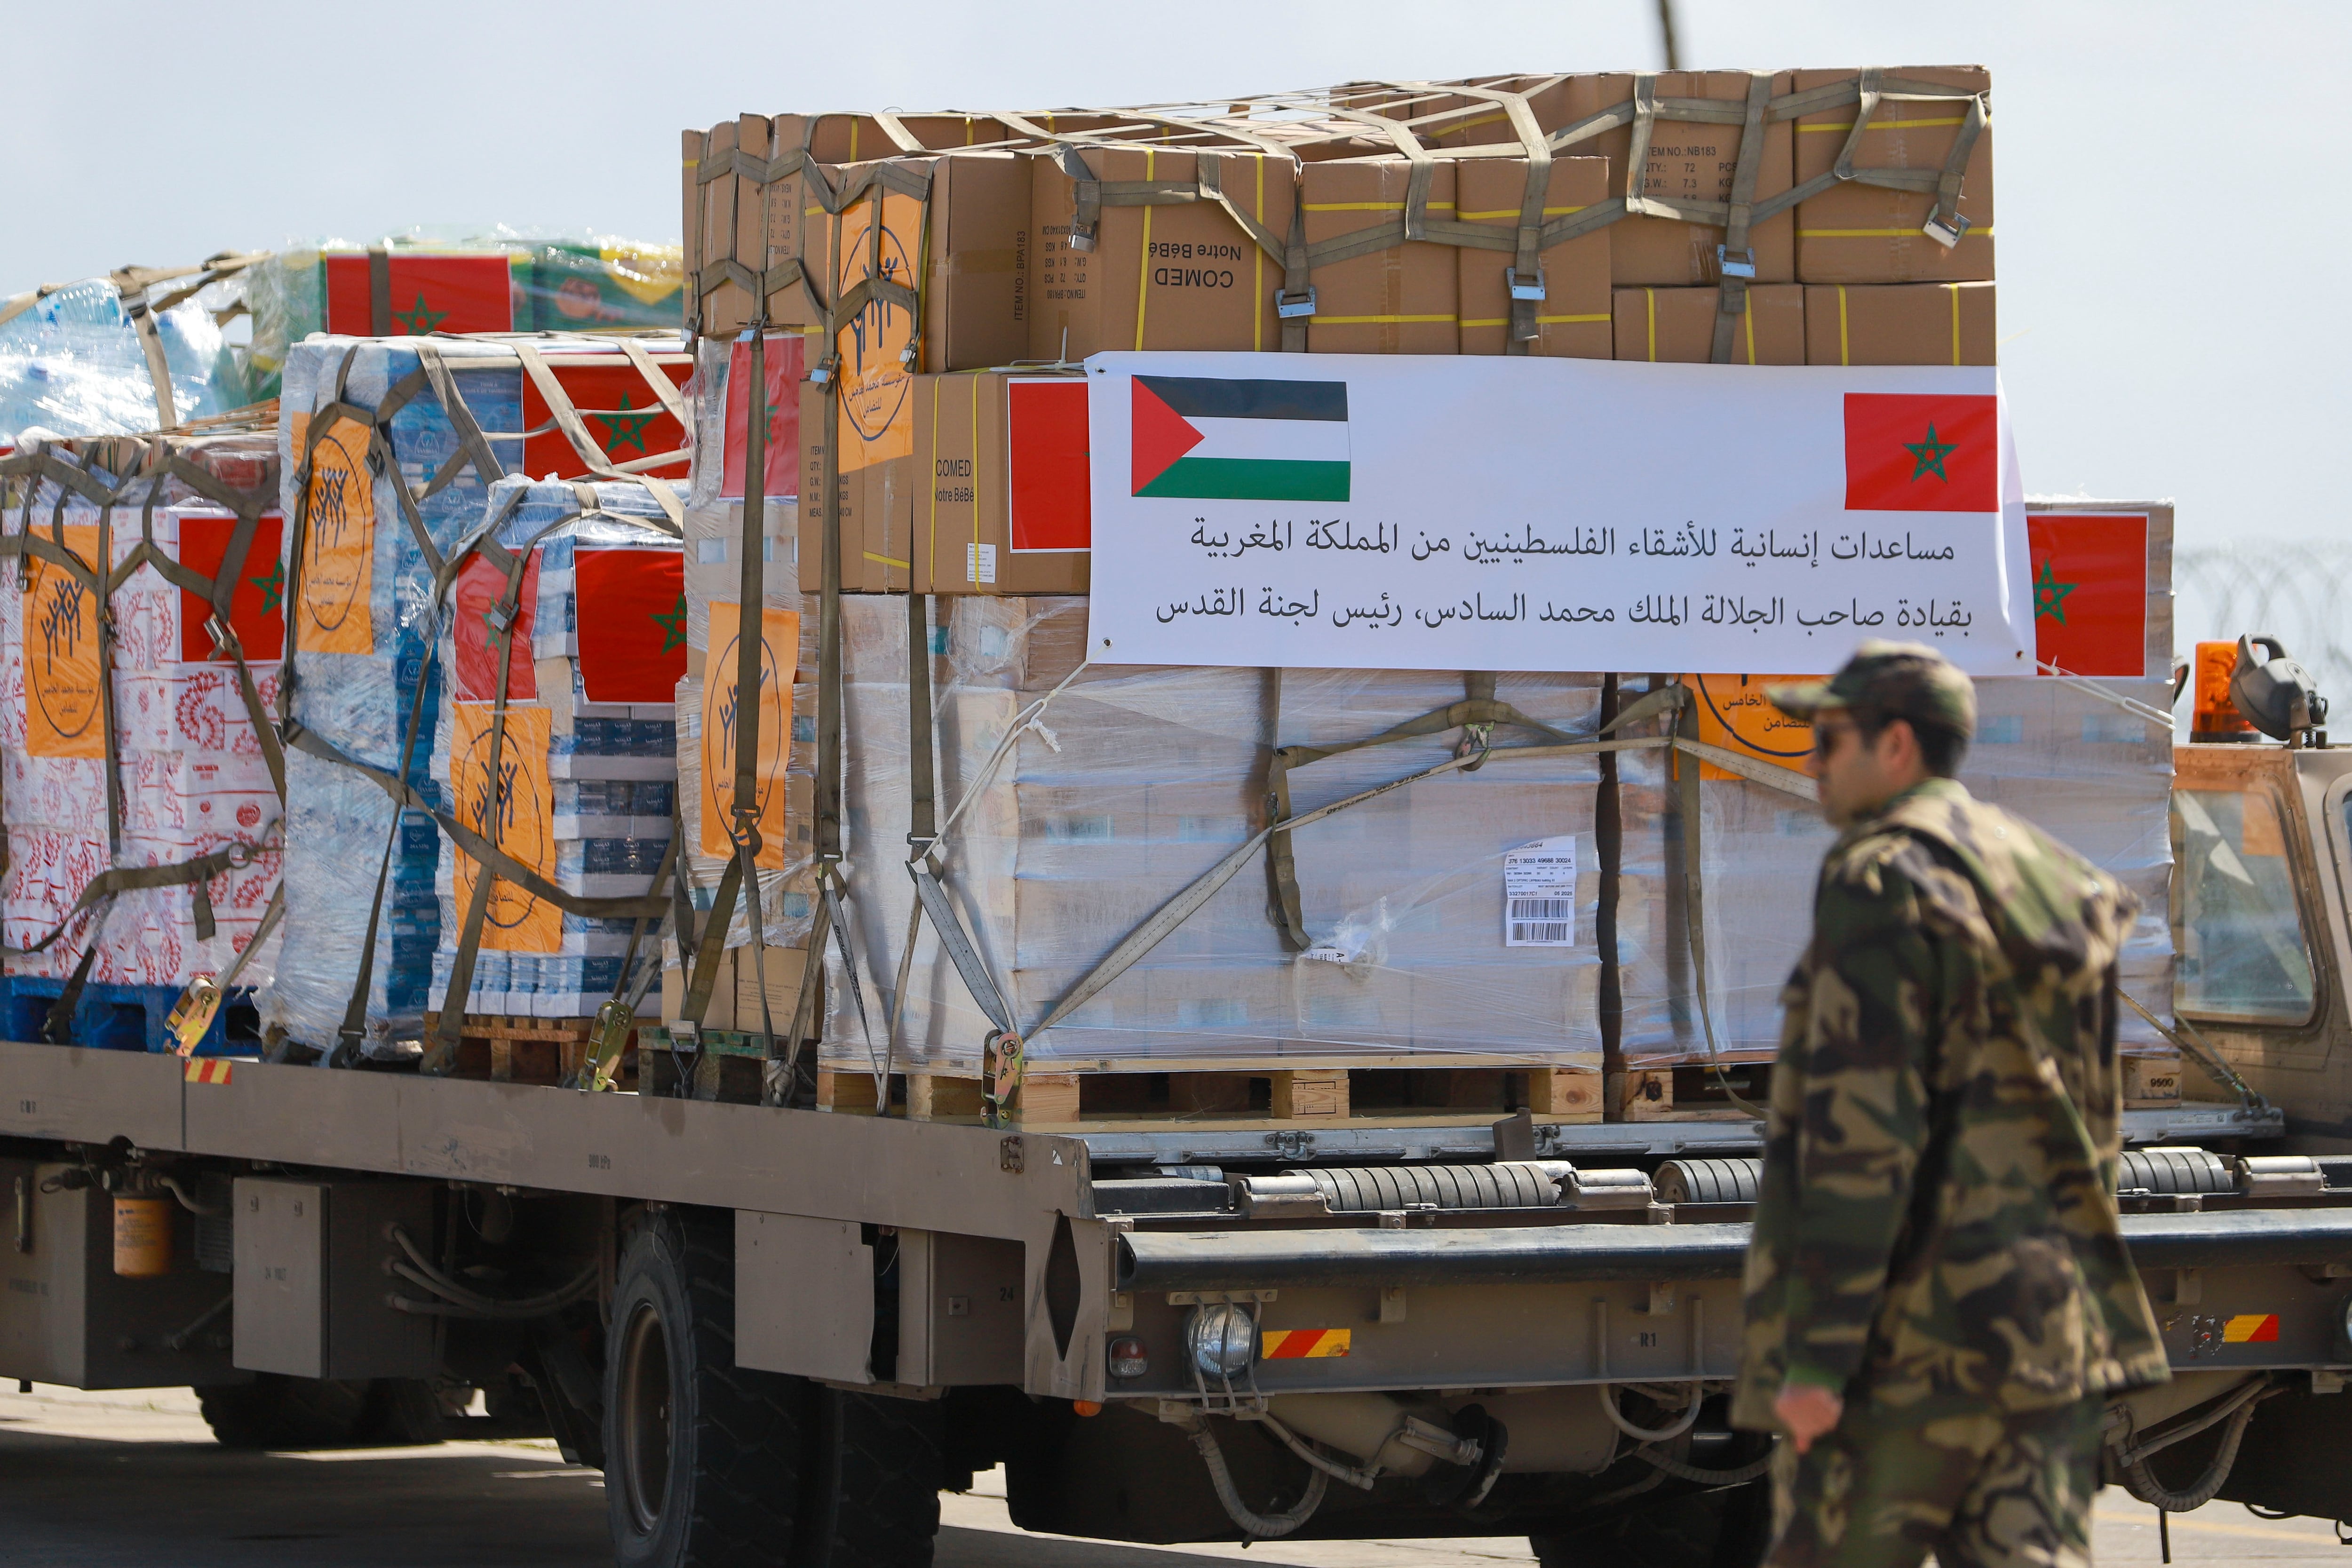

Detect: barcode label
[1503, 836, 1576, 947]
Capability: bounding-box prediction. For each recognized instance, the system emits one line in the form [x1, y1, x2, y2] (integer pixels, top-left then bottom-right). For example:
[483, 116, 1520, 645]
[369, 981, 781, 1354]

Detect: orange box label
[450, 703, 560, 953]
[294, 412, 378, 655]
[700, 604, 800, 868]
[831, 185, 922, 473]
[23, 525, 105, 758]
[1689, 673, 1819, 779]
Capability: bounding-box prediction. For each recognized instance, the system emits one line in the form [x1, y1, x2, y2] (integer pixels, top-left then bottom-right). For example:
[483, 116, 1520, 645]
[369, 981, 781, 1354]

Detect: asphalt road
[1, 1384, 2339, 1568]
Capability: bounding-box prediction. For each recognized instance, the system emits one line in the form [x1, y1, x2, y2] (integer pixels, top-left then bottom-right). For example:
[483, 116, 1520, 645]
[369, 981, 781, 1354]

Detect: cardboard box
[685, 121, 1029, 366]
[1508, 73, 1796, 286]
[810, 153, 1031, 374]
[660, 943, 808, 1032]
[1302, 158, 1462, 354]
[1803, 282, 1994, 366]
[1030, 146, 1296, 360]
[910, 372, 1091, 597]
[686, 115, 818, 337]
[1455, 157, 1612, 357]
[1613, 285, 1804, 364]
[1792, 67, 1994, 283]
[798, 380, 914, 592]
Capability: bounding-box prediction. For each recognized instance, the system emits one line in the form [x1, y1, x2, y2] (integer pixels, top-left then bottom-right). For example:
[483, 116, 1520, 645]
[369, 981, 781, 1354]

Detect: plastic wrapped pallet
[0, 431, 284, 1014]
[265, 338, 520, 1053]
[0, 276, 253, 446]
[426, 478, 685, 1020]
[820, 596, 1640, 1074]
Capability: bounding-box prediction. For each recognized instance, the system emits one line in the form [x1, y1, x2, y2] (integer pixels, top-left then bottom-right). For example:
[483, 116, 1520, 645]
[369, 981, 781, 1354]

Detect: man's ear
[1878, 718, 1921, 772]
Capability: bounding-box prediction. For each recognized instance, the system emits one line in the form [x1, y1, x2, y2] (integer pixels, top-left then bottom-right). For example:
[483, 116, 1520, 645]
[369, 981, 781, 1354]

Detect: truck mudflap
[1117, 1207, 2352, 1293]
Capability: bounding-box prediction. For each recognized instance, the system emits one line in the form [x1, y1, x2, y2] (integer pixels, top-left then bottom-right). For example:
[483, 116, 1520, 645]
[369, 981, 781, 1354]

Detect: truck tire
[605, 1207, 808, 1568]
[199, 1374, 374, 1449]
[797, 1388, 943, 1568]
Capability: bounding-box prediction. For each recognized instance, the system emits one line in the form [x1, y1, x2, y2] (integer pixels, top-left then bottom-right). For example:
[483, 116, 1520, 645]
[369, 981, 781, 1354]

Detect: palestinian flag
[576, 548, 689, 704]
[2028, 514, 2147, 678]
[175, 513, 285, 663]
[1131, 375, 1350, 501]
[1843, 392, 1997, 512]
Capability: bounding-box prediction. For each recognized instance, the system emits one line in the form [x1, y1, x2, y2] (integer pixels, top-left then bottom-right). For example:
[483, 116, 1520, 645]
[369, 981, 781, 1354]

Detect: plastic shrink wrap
[0, 278, 252, 447]
[815, 596, 2176, 1077]
[0, 435, 283, 999]
[264, 339, 523, 1053]
[427, 477, 684, 1019]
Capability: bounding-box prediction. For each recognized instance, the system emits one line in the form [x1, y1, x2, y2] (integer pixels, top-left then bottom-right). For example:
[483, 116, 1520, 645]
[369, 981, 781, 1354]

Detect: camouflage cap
[1768, 640, 1977, 739]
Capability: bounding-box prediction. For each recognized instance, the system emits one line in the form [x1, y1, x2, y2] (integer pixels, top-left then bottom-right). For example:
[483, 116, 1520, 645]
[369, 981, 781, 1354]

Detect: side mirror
[2231, 634, 2329, 742]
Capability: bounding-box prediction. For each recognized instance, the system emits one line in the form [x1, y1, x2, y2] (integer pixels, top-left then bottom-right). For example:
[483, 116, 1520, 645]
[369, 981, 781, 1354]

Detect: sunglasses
[1810, 718, 1859, 756]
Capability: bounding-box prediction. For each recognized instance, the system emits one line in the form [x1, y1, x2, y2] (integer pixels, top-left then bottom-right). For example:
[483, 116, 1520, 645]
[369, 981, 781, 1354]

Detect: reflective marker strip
[1260, 1329, 1351, 1359]
[2223, 1314, 2280, 1344]
[184, 1059, 233, 1085]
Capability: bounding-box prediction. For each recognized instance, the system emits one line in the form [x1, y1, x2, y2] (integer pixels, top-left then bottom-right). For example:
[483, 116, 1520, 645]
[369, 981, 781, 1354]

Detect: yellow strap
[1947, 282, 1960, 366]
[1744, 292, 1756, 365]
[1301, 200, 1459, 212]
[925, 377, 944, 585]
[1316, 312, 1457, 324]
[1797, 116, 1968, 132]
[1463, 311, 1609, 327]
[1455, 204, 1589, 221]
[1837, 284, 1850, 366]
[1135, 149, 1156, 351]
[865, 550, 910, 568]
[1645, 288, 1657, 361]
[1254, 159, 1266, 352]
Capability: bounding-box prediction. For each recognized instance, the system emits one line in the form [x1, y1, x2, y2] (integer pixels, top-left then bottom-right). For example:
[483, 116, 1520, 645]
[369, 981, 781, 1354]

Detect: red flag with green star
[323, 254, 514, 335]
[1843, 393, 1999, 512]
[722, 334, 805, 499]
[524, 361, 691, 481]
[2027, 514, 2147, 677]
[575, 548, 689, 704]
[449, 551, 540, 702]
[174, 512, 286, 663]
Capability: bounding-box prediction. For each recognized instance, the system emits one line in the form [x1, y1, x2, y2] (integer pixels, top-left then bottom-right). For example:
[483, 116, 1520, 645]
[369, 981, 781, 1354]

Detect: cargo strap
[1669, 688, 1765, 1118]
[1264, 677, 1682, 950]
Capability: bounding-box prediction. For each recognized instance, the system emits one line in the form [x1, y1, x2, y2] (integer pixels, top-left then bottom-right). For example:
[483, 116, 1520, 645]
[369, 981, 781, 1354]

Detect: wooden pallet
[2123, 1051, 2184, 1109]
[1611, 1060, 1775, 1122]
[424, 1013, 634, 1087]
[835, 1057, 1613, 1131]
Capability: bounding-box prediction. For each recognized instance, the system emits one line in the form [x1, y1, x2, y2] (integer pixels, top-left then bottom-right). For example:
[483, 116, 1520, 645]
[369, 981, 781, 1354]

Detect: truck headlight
[1186, 1303, 1255, 1377]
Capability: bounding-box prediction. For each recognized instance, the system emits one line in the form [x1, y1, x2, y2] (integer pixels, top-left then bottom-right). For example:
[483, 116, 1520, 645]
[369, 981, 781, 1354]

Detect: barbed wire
[2177, 541, 2352, 707]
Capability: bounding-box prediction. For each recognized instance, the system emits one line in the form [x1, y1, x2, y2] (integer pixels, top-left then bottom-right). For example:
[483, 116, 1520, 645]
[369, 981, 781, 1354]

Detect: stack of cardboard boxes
[671, 69, 2020, 1105]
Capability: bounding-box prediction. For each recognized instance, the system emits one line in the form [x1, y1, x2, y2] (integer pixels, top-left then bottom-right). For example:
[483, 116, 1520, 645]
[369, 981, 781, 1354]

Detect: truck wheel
[798, 1388, 943, 1568]
[199, 1374, 374, 1449]
[605, 1208, 807, 1568]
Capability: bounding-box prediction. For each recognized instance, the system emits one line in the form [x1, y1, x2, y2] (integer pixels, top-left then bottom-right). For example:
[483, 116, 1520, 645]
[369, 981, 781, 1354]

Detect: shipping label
[699, 602, 799, 868]
[294, 412, 378, 655]
[22, 525, 103, 759]
[1503, 836, 1577, 948]
[451, 702, 560, 953]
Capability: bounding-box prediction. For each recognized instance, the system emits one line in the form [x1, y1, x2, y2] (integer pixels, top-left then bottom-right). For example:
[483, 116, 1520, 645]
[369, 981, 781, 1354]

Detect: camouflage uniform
[1732, 645, 2169, 1568]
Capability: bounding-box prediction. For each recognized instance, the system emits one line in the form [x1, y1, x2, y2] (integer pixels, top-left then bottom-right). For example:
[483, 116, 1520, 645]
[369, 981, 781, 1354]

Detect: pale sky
[12, 0, 2343, 563]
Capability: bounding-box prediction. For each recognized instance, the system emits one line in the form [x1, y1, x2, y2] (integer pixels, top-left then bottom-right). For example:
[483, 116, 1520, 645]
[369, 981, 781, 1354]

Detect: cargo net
[268, 333, 691, 1067]
[0, 422, 289, 1051]
[686, 69, 1987, 364]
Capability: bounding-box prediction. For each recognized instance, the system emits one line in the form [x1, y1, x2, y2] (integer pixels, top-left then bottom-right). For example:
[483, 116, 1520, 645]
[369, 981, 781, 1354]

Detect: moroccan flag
[323, 253, 515, 336]
[2028, 513, 2147, 678]
[1843, 392, 1998, 512]
[449, 551, 540, 703]
[576, 548, 689, 704]
[175, 513, 286, 663]
[722, 334, 805, 499]
[1009, 378, 1091, 551]
[1131, 375, 1350, 501]
[523, 360, 690, 481]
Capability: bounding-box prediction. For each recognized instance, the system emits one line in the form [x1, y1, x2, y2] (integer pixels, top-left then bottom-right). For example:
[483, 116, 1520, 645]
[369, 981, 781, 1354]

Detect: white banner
[1083, 353, 2032, 675]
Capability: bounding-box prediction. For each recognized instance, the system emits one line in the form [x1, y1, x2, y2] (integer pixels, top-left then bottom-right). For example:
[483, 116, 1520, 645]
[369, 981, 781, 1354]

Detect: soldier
[1732, 641, 2169, 1568]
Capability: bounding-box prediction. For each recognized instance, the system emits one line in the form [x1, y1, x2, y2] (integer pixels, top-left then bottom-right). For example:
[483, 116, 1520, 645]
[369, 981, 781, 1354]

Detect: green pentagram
[652, 593, 688, 654]
[391, 292, 448, 334]
[247, 558, 285, 616]
[2034, 559, 2077, 624]
[1903, 421, 1957, 483]
[594, 393, 658, 456]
